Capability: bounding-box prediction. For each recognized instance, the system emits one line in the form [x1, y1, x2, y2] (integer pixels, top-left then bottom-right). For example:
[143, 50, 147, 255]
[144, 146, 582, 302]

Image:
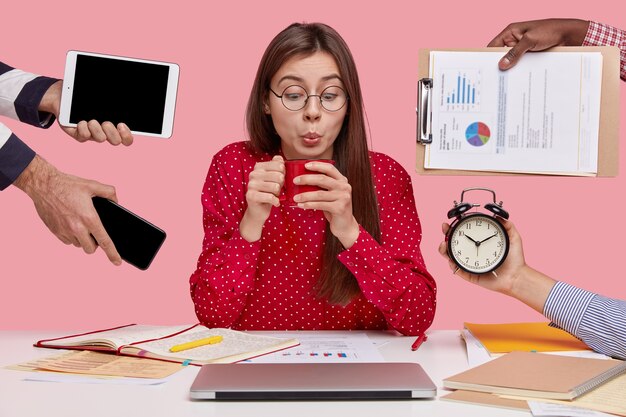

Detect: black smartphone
[92, 197, 166, 270]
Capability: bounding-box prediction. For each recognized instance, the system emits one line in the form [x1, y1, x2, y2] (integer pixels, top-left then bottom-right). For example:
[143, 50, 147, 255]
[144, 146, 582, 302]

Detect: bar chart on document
[246, 333, 385, 364]
[430, 63, 499, 157]
[441, 69, 481, 112]
[439, 69, 492, 150]
[425, 51, 602, 175]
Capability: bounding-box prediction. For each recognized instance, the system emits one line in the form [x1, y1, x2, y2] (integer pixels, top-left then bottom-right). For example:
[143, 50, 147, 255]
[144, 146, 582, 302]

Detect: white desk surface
[0, 330, 528, 417]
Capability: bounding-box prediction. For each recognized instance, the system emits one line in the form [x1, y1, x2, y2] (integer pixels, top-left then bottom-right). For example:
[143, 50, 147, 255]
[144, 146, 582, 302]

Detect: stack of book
[443, 322, 626, 415]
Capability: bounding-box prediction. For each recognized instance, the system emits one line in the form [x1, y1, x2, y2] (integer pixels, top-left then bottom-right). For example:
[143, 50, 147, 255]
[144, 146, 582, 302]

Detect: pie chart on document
[465, 122, 490, 147]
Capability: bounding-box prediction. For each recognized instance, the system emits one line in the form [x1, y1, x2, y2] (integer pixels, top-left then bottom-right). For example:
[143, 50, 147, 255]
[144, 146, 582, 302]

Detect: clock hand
[464, 234, 480, 256]
[479, 232, 499, 244]
[464, 235, 479, 245]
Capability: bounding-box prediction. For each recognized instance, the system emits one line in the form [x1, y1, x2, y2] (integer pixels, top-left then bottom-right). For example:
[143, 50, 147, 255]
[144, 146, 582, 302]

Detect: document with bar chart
[423, 51, 602, 175]
[245, 333, 384, 363]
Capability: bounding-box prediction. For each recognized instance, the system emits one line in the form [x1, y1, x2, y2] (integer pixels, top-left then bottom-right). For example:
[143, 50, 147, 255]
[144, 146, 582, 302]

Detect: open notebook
[35, 324, 299, 365]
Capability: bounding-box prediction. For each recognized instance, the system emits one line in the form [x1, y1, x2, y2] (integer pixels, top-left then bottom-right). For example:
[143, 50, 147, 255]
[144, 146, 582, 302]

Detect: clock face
[447, 213, 509, 274]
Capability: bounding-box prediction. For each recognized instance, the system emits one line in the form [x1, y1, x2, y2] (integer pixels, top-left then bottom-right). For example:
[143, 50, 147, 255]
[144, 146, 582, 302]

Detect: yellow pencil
[169, 335, 223, 352]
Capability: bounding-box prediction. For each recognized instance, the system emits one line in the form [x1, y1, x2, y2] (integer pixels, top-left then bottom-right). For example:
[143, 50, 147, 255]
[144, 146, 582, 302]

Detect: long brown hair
[245, 22, 381, 305]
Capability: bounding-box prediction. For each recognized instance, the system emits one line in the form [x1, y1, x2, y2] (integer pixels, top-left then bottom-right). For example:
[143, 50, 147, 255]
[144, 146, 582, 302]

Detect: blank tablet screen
[69, 54, 170, 134]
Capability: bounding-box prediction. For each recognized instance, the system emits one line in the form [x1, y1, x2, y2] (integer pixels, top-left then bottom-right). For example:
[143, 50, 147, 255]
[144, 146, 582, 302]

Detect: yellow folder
[464, 322, 590, 354]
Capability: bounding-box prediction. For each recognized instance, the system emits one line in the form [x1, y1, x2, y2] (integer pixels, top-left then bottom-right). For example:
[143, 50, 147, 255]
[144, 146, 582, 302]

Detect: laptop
[189, 362, 437, 400]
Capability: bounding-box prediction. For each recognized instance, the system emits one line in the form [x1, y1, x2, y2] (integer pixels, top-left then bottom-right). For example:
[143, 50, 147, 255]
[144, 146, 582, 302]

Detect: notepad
[35, 324, 299, 365]
[443, 351, 626, 400]
[464, 322, 590, 354]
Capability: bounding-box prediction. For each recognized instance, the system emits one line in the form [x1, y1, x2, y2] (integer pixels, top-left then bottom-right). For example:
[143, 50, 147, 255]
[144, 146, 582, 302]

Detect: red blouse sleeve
[338, 154, 436, 336]
[189, 145, 260, 328]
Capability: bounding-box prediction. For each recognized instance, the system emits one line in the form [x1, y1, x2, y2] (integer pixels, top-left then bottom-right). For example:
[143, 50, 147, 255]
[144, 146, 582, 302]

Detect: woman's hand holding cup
[240, 155, 285, 242]
[293, 160, 359, 248]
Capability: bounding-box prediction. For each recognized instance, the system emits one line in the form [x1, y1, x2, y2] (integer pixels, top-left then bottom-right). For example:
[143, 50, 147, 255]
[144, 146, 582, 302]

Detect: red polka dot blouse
[190, 142, 436, 336]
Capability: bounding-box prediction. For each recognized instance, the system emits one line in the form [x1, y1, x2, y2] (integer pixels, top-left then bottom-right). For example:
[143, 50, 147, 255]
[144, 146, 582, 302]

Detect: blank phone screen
[92, 197, 166, 270]
[70, 55, 170, 134]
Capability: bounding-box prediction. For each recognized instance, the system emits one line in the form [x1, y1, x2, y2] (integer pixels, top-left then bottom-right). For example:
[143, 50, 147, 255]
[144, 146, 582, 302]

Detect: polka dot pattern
[189, 142, 437, 336]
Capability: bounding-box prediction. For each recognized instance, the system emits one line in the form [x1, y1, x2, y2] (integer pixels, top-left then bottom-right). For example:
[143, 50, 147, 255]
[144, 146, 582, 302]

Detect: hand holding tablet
[59, 51, 180, 139]
[40, 80, 134, 146]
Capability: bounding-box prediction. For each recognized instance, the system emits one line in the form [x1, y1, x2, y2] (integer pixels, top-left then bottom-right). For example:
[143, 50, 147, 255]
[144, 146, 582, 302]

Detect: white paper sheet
[542, 350, 609, 360]
[461, 329, 493, 367]
[425, 51, 602, 175]
[528, 401, 614, 417]
[22, 372, 171, 385]
[246, 333, 385, 363]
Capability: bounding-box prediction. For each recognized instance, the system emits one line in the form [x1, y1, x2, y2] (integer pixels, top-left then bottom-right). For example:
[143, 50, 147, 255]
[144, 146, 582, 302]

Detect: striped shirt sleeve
[0, 123, 35, 190]
[544, 281, 626, 359]
[0, 61, 59, 190]
[583, 21, 626, 81]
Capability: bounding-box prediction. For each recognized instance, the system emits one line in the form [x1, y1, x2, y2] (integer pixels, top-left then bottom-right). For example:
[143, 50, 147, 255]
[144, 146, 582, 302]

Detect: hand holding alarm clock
[439, 190, 559, 315]
[445, 188, 510, 275]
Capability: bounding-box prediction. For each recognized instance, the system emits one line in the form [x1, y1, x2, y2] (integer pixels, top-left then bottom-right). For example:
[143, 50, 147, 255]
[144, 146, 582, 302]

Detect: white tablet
[59, 51, 179, 138]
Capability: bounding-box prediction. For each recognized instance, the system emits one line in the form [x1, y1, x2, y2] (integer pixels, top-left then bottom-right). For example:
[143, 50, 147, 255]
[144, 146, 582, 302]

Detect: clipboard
[416, 46, 620, 176]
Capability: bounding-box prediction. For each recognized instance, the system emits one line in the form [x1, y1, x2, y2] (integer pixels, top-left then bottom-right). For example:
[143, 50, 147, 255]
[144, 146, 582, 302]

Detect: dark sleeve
[0, 125, 35, 190]
[1, 60, 59, 128]
[0, 61, 60, 190]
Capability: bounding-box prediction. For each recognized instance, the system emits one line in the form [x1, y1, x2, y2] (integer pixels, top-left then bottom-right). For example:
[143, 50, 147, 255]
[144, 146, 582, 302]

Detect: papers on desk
[22, 372, 172, 386]
[504, 372, 626, 416]
[6, 350, 183, 384]
[461, 329, 494, 367]
[528, 401, 615, 417]
[246, 333, 385, 363]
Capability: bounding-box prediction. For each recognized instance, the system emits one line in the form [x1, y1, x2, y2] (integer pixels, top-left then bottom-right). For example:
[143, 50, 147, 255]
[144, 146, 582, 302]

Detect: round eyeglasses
[269, 85, 348, 112]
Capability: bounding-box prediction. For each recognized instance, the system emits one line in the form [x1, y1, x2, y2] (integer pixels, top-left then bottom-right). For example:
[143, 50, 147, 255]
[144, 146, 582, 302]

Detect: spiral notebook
[443, 351, 626, 400]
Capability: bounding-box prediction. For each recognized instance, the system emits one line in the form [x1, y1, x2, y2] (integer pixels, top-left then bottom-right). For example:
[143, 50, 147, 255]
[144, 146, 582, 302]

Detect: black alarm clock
[446, 188, 510, 275]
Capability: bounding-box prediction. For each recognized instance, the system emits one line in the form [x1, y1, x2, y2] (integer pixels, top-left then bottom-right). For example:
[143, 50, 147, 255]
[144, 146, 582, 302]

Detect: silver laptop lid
[190, 362, 436, 400]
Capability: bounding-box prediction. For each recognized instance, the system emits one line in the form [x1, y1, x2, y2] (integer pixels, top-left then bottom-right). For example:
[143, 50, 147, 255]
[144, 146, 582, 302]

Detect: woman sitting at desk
[189, 22, 436, 336]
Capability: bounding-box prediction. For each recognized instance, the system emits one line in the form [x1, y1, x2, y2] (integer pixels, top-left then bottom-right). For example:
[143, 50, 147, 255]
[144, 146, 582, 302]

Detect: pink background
[1, 1, 624, 330]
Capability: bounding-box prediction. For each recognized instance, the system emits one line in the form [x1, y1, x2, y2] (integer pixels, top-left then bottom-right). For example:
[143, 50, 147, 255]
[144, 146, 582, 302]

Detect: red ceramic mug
[281, 159, 335, 207]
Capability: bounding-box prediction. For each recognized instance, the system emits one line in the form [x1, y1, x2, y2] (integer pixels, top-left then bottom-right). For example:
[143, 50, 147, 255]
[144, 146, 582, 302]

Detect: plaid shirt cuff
[584, 21, 626, 81]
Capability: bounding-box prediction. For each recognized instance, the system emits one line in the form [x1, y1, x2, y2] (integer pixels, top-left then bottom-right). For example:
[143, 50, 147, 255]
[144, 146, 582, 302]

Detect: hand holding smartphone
[92, 197, 166, 270]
